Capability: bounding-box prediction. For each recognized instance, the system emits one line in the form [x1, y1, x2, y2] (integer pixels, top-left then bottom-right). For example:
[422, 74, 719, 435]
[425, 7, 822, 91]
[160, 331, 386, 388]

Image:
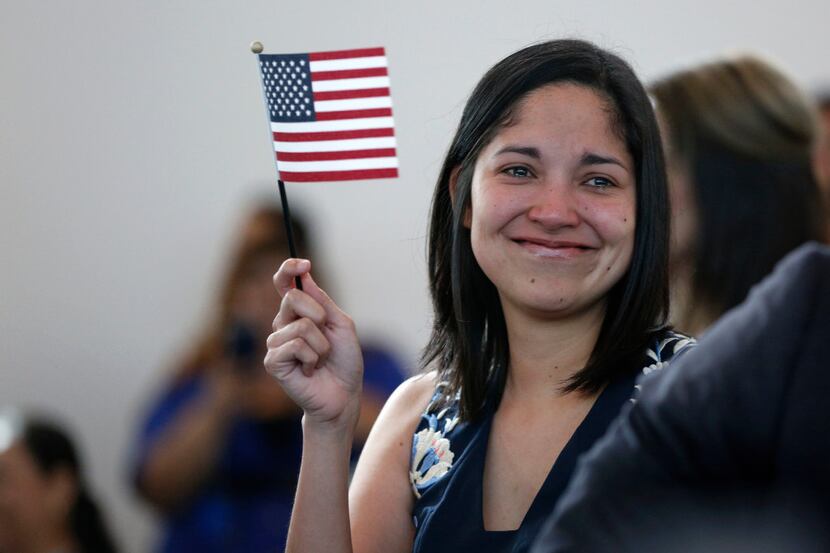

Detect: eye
[503, 165, 534, 179]
[585, 176, 615, 188]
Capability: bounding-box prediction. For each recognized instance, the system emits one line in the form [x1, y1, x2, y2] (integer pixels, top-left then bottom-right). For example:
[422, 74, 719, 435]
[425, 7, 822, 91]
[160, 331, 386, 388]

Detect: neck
[501, 301, 605, 403]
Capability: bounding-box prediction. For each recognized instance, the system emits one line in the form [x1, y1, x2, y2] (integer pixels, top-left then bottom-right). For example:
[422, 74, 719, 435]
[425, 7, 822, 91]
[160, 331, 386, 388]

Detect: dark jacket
[532, 242, 830, 553]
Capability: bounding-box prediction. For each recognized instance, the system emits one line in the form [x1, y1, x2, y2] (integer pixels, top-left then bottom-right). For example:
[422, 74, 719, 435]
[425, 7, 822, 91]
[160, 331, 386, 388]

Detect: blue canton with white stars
[259, 54, 316, 123]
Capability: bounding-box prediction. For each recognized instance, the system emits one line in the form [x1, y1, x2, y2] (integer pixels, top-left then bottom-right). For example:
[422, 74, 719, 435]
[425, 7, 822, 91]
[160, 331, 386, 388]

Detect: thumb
[299, 271, 352, 328]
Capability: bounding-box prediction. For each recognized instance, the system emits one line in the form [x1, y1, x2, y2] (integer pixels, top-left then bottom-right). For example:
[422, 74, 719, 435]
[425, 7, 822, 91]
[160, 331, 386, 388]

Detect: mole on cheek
[530, 278, 536, 284]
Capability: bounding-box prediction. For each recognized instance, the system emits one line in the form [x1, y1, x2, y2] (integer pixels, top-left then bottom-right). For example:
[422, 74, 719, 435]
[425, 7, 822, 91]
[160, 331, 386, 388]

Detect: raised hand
[264, 259, 364, 430]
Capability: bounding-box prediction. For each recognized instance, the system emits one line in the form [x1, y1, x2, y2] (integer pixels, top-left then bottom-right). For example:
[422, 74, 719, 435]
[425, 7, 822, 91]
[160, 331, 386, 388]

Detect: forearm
[285, 415, 357, 553]
[140, 394, 234, 509]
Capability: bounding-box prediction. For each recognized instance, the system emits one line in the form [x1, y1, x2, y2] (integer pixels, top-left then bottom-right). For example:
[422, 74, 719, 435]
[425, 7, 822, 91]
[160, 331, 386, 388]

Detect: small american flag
[257, 47, 399, 183]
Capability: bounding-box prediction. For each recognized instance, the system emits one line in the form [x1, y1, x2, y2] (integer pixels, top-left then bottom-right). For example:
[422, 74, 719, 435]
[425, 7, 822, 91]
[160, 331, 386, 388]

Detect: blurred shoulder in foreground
[532, 242, 830, 553]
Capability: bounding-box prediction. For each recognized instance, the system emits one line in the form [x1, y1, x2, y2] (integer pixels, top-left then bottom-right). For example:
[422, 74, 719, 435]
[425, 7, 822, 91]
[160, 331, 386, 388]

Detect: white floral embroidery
[444, 414, 460, 433]
[410, 427, 455, 498]
[632, 331, 697, 403]
[642, 361, 664, 375]
[642, 331, 697, 376]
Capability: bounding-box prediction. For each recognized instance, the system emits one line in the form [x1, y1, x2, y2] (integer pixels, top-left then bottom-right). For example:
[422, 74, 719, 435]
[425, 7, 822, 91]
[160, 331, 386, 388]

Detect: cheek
[468, 185, 499, 251]
[469, 177, 528, 232]
[0, 480, 43, 524]
[468, 192, 526, 270]
[469, 223, 490, 273]
[582, 197, 636, 246]
[611, 217, 636, 274]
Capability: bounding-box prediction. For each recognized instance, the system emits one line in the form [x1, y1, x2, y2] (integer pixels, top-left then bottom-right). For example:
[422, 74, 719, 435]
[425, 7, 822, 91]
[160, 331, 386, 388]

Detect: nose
[526, 180, 581, 229]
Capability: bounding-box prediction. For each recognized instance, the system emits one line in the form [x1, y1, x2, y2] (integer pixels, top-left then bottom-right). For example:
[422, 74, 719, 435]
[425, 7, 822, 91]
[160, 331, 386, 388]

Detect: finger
[267, 317, 332, 362]
[272, 288, 327, 331]
[299, 272, 355, 330]
[264, 337, 319, 378]
[273, 258, 311, 297]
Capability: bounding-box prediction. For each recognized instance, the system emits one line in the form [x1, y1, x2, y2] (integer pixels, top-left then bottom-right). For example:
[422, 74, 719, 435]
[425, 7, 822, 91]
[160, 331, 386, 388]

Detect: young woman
[264, 39, 694, 553]
[651, 56, 827, 335]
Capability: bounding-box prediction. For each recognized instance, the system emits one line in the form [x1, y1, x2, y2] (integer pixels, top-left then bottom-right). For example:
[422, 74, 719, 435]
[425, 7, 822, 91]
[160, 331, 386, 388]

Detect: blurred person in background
[814, 92, 830, 221]
[0, 409, 119, 553]
[652, 56, 827, 336]
[131, 204, 405, 553]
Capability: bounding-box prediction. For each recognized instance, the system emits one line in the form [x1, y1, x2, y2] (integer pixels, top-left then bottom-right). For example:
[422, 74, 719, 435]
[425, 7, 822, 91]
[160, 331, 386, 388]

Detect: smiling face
[468, 83, 636, 320]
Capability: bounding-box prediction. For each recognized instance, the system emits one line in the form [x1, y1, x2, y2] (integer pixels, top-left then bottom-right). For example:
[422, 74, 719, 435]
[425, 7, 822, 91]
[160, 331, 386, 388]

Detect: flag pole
[252, 40, 303, 291]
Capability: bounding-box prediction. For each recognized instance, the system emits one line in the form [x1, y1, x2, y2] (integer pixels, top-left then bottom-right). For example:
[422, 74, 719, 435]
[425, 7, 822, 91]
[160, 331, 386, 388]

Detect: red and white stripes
[271, 47, 399, 183]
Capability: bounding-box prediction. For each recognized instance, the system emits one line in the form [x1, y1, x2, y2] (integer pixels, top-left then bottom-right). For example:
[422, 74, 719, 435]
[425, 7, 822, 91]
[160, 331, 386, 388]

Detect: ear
[448, 165, 472, 229]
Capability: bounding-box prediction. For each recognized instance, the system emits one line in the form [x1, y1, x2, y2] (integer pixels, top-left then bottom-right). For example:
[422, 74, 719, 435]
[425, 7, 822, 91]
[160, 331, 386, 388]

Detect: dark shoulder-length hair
[422, 39, 670, 420]
[651, 56, 826, 328]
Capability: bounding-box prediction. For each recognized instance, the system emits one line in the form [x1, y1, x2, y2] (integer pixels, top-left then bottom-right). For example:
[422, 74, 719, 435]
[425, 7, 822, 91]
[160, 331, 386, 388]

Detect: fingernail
[297, 259, 310, 270]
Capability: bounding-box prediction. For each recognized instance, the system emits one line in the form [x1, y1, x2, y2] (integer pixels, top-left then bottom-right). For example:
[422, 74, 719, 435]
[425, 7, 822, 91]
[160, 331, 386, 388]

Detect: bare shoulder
[356, 371, 437, 463]
[381, 371, 438, 422]
[348, 371, 437, 553]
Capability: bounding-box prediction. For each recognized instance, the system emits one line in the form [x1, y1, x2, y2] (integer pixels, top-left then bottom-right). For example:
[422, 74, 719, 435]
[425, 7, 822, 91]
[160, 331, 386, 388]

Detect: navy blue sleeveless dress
[409, 331, 694, 553]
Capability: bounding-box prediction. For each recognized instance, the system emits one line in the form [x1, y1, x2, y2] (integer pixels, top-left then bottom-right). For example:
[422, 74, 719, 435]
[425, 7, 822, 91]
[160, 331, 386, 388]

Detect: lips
[511, 237, 597, 258]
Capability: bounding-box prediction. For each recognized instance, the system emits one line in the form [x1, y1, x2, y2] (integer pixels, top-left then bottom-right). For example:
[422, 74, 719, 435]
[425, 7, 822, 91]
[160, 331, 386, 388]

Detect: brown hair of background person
[814, 93, 830, 224]
[0, 412, 119, 553]
[651, 56, 827, 335]
[175, 205, 308, 383]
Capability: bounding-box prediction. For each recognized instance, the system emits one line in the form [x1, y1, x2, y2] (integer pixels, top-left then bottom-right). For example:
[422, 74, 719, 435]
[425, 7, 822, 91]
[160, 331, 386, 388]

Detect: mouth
[512, 237, 597, 258]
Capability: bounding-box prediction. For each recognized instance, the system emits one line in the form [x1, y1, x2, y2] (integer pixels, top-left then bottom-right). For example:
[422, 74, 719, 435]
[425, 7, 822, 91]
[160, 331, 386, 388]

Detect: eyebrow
[494, 146, 630, 172]
[580, 152, 627, 170]
[494, 146, 541, 159]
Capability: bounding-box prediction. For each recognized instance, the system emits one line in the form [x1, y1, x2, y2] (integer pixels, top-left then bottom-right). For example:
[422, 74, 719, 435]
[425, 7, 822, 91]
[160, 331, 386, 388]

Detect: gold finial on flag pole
[250, 41, 264, 54]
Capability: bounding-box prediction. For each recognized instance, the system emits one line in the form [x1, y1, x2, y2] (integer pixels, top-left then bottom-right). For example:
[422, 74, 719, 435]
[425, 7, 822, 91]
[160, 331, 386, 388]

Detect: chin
[510, 285, 608, 320]
[506, 290, 576, 317]
[532, 299, 582, 319]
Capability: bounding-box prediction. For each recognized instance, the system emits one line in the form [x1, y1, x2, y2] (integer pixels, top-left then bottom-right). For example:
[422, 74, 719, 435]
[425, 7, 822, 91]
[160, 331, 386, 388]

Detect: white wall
[2, 1, 828, 550]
